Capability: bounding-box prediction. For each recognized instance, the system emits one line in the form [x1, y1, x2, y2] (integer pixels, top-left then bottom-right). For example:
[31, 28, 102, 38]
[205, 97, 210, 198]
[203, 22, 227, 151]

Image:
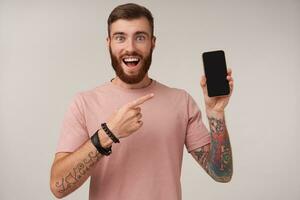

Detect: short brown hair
[107, 3, 154, 37]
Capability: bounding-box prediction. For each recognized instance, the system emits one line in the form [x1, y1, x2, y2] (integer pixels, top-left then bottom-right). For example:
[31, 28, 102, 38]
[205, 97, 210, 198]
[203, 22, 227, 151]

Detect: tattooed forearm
[194, 145, 209, 172]
[208, 117, 225, 133]
[193, 116, 233, 182]
[208, 116, 232, 182]
[55, 150, 101, 193]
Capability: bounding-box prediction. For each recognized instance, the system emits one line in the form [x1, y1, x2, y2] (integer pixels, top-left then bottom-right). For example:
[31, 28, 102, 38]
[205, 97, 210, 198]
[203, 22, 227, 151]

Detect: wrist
[101, 123, 120, 143]
[206, 109, 225, 119]
[97, 129, 113, 148]
[106, 122, 121, 139]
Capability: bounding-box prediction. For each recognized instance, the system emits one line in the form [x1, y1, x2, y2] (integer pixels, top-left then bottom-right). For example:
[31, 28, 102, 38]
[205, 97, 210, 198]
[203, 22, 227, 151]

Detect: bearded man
[50, 3, 234, 200]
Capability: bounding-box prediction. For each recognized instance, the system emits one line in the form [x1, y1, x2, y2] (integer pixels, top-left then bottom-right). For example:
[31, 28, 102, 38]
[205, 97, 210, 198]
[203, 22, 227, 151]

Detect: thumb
[200, 75, 206, 88]
[200, 75, 208, 96]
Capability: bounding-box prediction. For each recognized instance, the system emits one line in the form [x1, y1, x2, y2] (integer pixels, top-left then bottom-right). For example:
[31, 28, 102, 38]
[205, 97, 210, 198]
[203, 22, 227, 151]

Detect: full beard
[109, 47, 153, 84]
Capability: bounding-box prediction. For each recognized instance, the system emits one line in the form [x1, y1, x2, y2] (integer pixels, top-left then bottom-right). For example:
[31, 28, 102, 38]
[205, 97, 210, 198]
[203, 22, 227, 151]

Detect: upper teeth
[124, 57, 139, 62]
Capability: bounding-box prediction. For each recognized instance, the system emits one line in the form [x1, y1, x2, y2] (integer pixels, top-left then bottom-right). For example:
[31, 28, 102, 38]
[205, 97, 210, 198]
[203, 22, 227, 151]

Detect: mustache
[120, 51, 143, 58]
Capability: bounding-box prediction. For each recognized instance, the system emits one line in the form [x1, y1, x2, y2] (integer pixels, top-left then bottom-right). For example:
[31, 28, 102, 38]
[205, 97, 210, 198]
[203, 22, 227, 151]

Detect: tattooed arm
[191, 112, 233, 182]
[50, 129, 113, 198]
[194, 68, 234, 182]
[50, 93, 153, 198]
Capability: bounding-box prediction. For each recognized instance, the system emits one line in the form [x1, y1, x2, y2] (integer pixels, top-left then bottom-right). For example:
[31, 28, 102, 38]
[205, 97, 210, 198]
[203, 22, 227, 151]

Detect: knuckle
[132, 100, 137, 105]
[129, 110, 136, 117]
[135, 110, 140, 115]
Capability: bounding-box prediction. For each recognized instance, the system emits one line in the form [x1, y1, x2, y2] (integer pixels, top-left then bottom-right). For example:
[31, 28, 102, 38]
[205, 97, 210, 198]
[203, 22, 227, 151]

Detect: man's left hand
[200, 68, 234, 113]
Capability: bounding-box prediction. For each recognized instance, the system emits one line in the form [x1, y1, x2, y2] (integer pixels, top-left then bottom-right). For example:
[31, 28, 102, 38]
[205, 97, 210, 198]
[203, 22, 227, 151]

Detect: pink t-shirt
[56, 79, 210, 200]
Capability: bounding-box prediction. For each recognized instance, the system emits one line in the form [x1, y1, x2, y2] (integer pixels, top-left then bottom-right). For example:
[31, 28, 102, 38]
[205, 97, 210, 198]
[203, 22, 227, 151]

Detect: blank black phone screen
[202, 50, 230, 97]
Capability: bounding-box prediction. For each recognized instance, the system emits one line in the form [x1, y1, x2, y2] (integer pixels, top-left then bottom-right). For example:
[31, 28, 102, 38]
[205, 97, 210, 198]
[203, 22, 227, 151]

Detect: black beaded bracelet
[91, 129, 112, 156]
[101, 123, 120, 143]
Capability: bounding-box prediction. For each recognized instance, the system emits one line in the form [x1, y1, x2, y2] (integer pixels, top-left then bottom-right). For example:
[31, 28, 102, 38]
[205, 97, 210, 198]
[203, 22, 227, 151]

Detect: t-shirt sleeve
[56, 93, 89, 153]
[184, 92, 211, 153]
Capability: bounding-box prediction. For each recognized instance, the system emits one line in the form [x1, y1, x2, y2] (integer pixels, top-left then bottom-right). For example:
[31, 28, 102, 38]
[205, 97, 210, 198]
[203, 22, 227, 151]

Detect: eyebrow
[135, 31, 150, 37]
[112, 31, 150, 37]
[112, 32, 125, 36]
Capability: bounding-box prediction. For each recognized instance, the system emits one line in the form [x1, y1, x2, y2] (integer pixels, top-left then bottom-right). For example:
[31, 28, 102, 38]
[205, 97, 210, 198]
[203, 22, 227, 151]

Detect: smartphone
[202, 50, 230, 97]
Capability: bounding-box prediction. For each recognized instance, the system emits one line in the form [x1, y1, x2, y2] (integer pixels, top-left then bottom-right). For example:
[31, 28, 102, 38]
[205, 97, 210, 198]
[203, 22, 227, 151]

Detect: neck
[111, 75, 152, 89]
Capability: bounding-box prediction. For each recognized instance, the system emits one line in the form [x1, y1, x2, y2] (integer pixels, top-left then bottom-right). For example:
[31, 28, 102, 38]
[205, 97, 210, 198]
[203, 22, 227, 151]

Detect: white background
[1, 0, 300, 199]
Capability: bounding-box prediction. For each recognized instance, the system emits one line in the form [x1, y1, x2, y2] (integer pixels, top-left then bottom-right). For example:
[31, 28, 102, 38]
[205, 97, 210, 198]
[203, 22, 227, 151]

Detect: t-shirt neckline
[107, 78, 157, 94]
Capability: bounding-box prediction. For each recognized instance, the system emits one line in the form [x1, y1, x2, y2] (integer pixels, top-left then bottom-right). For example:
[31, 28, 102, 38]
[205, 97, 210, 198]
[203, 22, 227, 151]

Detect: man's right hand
[106, 93, 154, 139]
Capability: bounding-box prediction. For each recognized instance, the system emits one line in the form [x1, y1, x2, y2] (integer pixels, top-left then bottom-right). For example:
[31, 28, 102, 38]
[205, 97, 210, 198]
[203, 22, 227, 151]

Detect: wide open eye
[136, 35, 146, 42]
[114, 35, 125, 42]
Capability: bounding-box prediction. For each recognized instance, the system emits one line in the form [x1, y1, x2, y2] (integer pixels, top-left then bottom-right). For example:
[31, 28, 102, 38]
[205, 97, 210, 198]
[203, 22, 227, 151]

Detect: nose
[124, 38, 136, 53]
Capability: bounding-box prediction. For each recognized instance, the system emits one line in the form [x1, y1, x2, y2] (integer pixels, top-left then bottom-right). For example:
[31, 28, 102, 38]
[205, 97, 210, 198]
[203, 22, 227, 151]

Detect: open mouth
[122, 57, 140, 68]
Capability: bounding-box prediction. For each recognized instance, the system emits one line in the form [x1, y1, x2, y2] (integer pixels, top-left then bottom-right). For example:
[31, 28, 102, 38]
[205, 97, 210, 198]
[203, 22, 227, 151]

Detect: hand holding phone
[202, 50, 230, 97]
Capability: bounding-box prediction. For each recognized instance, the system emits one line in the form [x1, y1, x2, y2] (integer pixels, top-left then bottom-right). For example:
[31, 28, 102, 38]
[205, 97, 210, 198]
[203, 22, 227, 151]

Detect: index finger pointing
[128, 93, 154, 108]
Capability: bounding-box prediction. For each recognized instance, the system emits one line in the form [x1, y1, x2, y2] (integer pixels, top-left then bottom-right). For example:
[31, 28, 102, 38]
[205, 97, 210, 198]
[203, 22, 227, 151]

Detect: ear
[106, 37, 110, 49]
[151, 36, 156, 50]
